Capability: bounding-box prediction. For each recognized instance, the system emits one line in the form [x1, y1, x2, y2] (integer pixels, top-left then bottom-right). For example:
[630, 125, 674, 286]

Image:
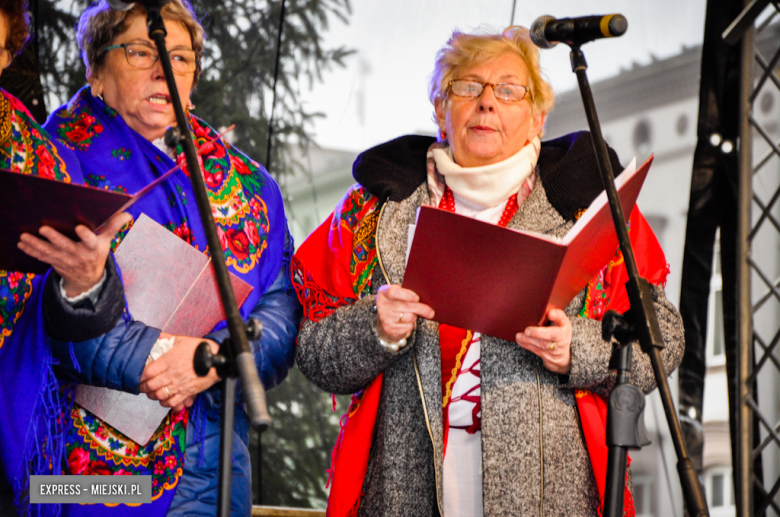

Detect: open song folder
[402, 156, 652, 342]
[0, 169, 131, 273]
[75, 214, 253, 445]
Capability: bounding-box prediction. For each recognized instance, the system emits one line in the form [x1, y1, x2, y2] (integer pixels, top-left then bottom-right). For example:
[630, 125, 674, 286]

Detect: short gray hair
[429, 26, 555, 119]
[76, 0, 205, 88]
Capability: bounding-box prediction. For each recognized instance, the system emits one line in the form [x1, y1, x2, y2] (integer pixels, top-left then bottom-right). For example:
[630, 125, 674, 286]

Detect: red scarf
[293, 186, 667, 517]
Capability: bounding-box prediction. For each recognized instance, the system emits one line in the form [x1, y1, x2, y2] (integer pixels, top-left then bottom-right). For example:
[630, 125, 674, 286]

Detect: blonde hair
[429, 26, 555, 120]
[77, 0, 205, 88]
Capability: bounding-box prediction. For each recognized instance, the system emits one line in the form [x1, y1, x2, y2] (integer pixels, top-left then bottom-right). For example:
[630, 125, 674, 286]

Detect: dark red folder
[0, 169, 132, 273]
[402, 157, 653, 341]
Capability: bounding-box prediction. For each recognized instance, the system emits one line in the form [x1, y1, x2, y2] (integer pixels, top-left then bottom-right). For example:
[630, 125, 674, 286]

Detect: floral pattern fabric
[66, 407, 187, 500]
[292, 185, 380, 323]
[0, 89, 76, 350]
[0, 89, 83, 517]
[43, 86, 288, 516]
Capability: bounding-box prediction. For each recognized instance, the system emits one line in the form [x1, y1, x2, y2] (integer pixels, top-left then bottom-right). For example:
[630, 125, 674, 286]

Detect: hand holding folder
[402, 156, 652, 342]
[1, 125, 233, 274]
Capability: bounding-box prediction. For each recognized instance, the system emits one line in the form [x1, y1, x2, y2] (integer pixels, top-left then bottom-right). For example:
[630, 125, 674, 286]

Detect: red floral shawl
[293, 185, 667, 517]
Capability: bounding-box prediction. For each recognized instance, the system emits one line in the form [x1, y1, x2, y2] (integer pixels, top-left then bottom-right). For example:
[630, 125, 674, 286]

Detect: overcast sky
[299, 0, 709, 152]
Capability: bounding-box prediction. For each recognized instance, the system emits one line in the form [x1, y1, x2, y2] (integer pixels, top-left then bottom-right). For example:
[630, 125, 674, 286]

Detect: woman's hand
[18, 212, 132, 298]
[375, 284, 435, 342]
[516, 308, 572, 375]
[139, 335, 221, 413]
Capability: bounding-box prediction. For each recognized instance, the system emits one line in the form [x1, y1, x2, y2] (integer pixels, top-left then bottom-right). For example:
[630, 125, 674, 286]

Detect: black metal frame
[728, 1, 780, 515]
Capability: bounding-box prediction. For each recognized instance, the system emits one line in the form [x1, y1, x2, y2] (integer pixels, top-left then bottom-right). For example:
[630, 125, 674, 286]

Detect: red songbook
[76, 214, 253, 445]
[0, 169, 131, 273]
[402, 157, 652, 342]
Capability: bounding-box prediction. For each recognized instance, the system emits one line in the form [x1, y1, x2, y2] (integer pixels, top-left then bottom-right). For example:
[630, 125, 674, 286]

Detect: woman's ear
[528, 110, 547, 140]
[434, 97, 447, 132]
[88, 69, 103, 98]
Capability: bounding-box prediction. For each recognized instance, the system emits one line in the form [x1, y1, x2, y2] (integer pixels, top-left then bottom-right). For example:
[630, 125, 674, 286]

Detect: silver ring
[164, 386, 172, 397]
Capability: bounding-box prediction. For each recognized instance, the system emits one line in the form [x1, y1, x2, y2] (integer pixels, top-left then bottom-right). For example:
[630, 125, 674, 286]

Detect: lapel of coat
[376, 183, 445, 503]
[505, 175, 571, 238]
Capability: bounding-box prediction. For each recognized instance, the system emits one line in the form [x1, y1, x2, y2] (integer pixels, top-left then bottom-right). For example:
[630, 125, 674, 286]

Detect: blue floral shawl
[0, 89, 83, 516]
[30, 86, 287, 516]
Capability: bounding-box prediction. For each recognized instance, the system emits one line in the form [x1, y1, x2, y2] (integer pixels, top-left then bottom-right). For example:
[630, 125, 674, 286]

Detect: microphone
[105, 0, 170, 11]
[530, 14, 628, 49]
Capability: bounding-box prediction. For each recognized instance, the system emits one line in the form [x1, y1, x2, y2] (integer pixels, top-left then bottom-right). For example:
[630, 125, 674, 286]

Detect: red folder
[402, 157, 652, 342]
[76, 214, 253, 445]
[0, 169, 131, 273]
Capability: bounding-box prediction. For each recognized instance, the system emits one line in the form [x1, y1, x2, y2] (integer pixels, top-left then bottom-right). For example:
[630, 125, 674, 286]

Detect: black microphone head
[606, 14, 628, 37]
[531, 15, 558, 49]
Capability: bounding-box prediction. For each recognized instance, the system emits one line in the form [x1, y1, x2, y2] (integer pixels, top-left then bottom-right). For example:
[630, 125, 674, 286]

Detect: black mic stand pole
[143, 6, 272, 517]
[566, 44, 709, 517]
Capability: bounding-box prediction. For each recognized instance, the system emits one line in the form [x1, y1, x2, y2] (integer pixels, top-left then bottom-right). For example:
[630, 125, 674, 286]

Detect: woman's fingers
[376, 285, 435, 319]
[140, 336, 221, 403]
[73, 225, 100, 251]
[375, 285, 434, 342]
[515, 308, 573, 375]
[547, 308, 569, 326]
[380, 284, 419, 303]
[98, 212, 133, 241]
[18, 231, 74, 264]
[36, 226, 80, 253]
[19, 212, 132, 298]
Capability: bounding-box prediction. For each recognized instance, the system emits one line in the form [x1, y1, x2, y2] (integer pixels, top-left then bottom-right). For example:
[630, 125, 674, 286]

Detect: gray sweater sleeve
[562, 284, 684, 397]
[295, 293, 417, 394]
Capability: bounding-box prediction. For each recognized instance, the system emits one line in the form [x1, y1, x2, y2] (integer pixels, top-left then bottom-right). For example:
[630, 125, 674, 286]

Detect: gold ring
[164, 386, 172, 397]
[548, 341, 557, 350]
[398, 313, 404, 323]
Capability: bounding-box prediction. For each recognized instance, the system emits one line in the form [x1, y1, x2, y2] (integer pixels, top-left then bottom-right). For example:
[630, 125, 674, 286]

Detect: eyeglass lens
[124, 44, 197, 73]
[450, 80, 527, 101]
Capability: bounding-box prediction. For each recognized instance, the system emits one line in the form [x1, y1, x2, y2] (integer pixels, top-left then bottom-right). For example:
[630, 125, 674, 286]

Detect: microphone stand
[143, 5, 272, 517]
[566, 44, 709, 517]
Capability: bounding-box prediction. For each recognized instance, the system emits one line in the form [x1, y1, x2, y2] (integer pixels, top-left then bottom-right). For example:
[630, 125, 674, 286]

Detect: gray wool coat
[296, 176, 685, 517]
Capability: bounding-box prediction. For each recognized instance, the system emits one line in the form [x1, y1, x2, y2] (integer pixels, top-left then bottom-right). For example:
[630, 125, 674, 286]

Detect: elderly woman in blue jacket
[11, 1, 299, 516]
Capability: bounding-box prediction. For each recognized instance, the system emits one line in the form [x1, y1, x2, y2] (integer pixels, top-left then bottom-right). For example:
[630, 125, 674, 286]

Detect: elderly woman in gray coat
[293, 26, 684, 517]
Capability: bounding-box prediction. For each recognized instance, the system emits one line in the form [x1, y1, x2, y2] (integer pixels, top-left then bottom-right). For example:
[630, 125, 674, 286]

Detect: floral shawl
[38, 86, 289, 516]
[0, 89, 83, 517]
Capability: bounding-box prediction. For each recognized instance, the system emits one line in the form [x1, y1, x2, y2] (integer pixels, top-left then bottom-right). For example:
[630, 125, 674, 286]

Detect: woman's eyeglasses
[448, 80, 530, 102]
[101, 43, 198, 74]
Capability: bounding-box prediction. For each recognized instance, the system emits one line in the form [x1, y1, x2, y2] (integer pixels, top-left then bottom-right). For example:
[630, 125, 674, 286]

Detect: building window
[632, 476, 652, 517]
[706, 235, 726, 366]
[676, 114, 689, 136]
[760, 91, 774, 115]
[633, 119, 652, 156]
[704, 466, 735, 516]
